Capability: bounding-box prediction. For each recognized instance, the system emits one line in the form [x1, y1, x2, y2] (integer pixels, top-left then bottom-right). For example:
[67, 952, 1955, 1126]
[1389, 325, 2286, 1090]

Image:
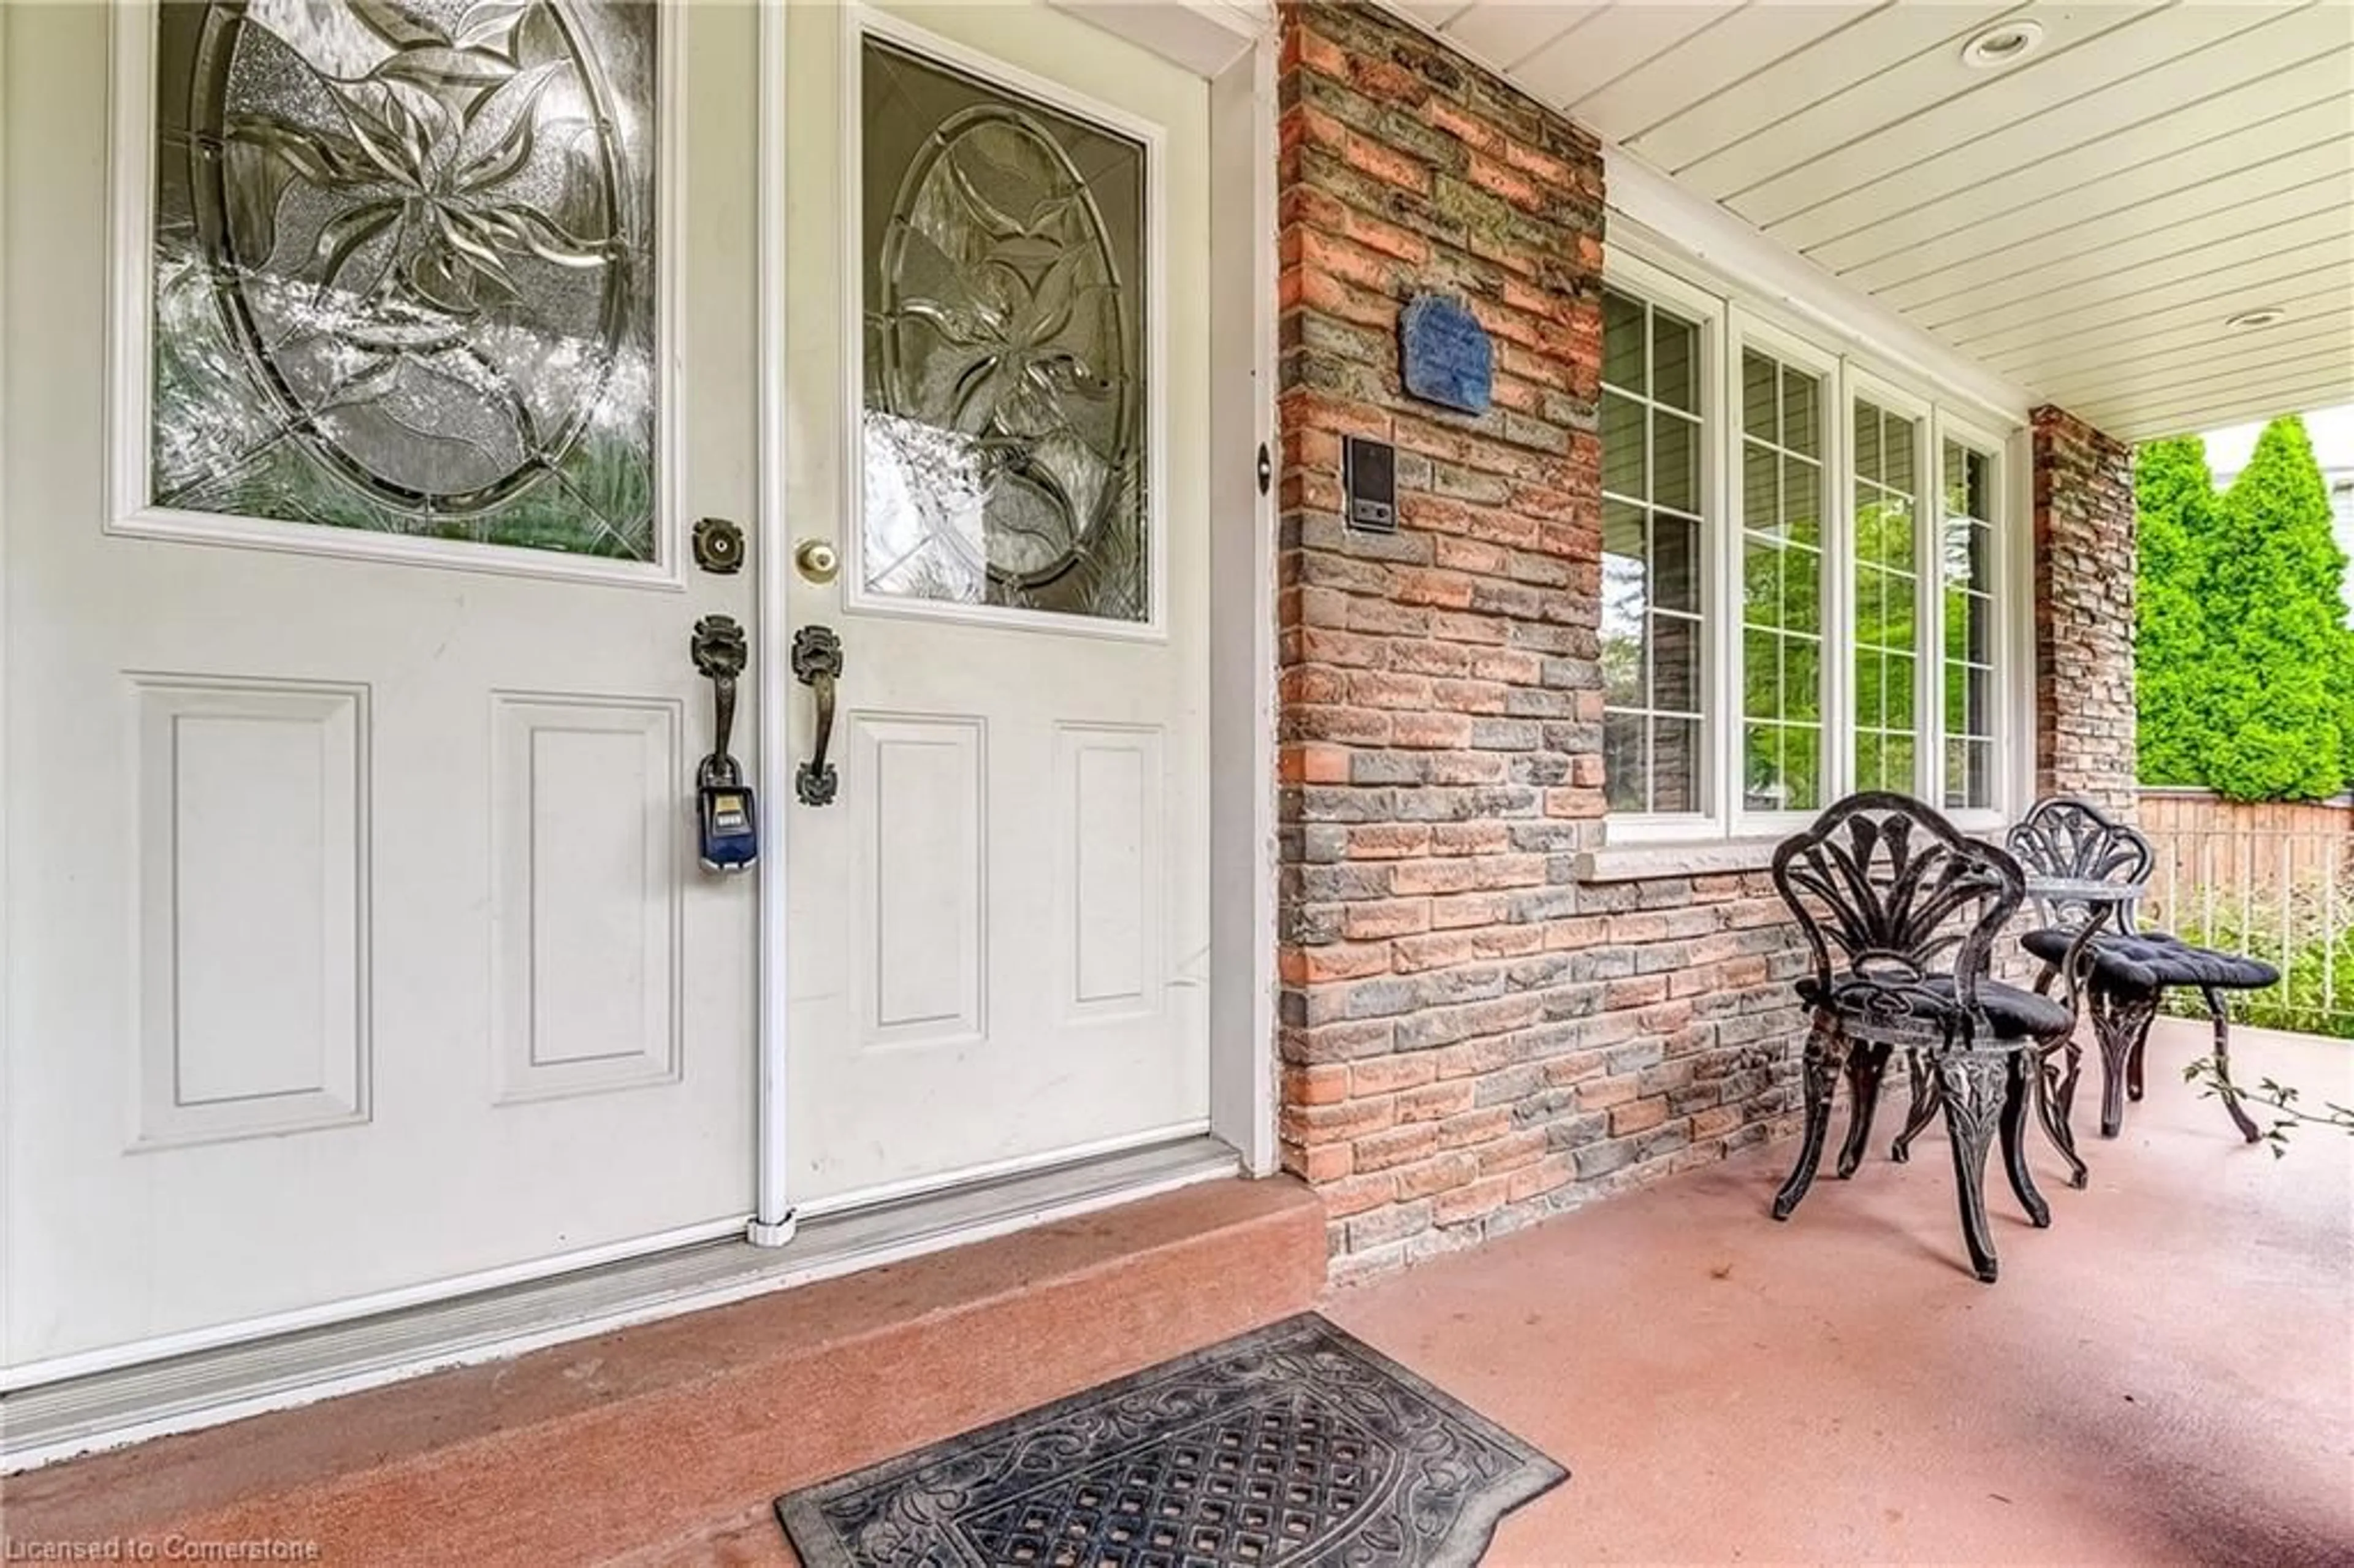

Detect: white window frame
[1843, 365, 1936, 805]
[1598, 254, 1726, 844]
[1726, 306, 1842, 843]
[1930, 410, 2011, 832]
[1599, 248, 2028, 849]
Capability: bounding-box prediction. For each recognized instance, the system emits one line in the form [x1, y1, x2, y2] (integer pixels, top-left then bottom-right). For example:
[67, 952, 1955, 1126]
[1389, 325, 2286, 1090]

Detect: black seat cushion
[1797, 975, 2073, 1041]
[2020, 928, 2280, 994]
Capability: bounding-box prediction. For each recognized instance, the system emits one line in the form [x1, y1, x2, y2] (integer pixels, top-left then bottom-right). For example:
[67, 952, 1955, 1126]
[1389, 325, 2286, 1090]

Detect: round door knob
[794, 539, 840, 584]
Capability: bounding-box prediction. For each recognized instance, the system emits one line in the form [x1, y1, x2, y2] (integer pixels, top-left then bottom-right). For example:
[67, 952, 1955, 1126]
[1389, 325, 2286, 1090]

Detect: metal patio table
[2006, 796, 2281, 1148]
[1892, 873, 2142, 1190]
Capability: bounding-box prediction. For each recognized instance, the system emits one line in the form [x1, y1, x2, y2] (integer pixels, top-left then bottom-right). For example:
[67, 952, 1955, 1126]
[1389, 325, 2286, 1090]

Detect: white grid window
[1851, 398, 1922, 794]
[1739, 349, 1824, 813]
[1600, 288, 1704, 814]
[1597, 249, 2019, 839]
[1942, 441, 1997, 810]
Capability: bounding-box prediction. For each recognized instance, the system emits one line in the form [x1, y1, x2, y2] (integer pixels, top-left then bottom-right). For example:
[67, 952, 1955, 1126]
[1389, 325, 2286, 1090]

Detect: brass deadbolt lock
[794, 539, 840, 584]
[691, 516, 745, 575]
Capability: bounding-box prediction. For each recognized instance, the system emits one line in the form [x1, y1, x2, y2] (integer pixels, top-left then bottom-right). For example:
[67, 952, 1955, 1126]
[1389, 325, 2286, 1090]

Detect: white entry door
[781, 2, 1213, 1206]
[1, 1, 760, 1372]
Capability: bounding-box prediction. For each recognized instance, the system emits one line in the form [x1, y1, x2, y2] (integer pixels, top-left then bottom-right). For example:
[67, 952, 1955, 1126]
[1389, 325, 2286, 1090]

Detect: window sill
[1578, 805, 2025, 883]
[1574, 837, 1785, 883]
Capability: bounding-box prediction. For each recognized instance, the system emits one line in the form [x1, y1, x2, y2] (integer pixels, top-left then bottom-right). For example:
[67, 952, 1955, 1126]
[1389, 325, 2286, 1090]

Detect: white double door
[1, 0, 1208, 1377]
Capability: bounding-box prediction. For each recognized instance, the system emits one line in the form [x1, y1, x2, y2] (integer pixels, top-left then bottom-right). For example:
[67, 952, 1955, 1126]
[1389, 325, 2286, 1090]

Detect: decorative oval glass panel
[150, 0, 659, 560]
[859, 38, 1148, 622]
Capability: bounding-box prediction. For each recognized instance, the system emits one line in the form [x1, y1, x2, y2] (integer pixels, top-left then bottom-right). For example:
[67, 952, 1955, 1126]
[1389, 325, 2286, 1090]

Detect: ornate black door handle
[691, 614, 747, 769]
[792, 626, 843, 805]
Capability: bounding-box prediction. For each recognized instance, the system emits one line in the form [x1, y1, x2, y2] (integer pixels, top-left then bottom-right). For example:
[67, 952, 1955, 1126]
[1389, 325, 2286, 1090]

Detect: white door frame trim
[1204, 23, 1281, 1178]
[0, 0, 16, 1377]
[749, 0, 796, 1247]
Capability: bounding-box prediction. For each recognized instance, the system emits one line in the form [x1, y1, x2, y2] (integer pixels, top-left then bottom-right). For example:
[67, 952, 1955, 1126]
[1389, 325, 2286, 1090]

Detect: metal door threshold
[2, 1135, 1241, 1469]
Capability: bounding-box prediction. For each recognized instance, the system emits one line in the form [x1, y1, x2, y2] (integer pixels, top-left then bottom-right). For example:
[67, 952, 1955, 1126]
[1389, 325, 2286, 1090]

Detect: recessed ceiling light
[2225, 306, 2290, 330]
[1961, 20, 2046, 69]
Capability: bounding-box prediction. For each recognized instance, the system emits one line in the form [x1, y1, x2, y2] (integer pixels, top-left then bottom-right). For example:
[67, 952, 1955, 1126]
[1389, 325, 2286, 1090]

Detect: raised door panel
[491, 695, 683, 1102]
[134, 677, 369, 1147]
[854, 714, 987, 1047]
[1057, 723, 1163, 1021]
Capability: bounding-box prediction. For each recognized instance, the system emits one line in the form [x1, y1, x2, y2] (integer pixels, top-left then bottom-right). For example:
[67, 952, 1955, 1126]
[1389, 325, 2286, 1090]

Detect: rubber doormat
[774, 1312, 1566, 1566]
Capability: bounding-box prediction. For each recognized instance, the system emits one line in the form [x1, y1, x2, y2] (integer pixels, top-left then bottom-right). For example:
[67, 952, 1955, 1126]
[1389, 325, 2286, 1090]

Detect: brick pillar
[1273, 2, 1799, 1280]
[2030, 406, 2138, 816]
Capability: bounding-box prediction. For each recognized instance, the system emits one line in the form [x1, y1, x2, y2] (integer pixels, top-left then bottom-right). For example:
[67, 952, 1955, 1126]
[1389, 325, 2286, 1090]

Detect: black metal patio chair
[1770, 791, 2071, 1282]
[2005, 796, 2279, 1146]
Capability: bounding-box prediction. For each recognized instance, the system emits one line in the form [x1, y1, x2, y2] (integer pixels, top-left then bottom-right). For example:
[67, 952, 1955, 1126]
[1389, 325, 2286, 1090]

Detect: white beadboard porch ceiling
[1386, 1, 2354, 441]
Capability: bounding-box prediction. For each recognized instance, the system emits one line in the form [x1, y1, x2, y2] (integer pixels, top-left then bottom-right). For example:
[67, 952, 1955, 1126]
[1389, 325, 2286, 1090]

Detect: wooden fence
[2134, 787, 2352, 1038]
[2136, 788, 2352, 895]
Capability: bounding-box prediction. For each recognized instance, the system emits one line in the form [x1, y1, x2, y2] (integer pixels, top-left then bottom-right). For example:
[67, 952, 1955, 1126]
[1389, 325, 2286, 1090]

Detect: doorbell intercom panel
[1344, 435, 1396, 534]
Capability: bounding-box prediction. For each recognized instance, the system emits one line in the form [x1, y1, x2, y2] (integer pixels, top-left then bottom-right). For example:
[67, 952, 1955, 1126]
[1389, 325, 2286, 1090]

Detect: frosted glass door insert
[150, 0, 660, 560]
[859, 37, 1149, 623]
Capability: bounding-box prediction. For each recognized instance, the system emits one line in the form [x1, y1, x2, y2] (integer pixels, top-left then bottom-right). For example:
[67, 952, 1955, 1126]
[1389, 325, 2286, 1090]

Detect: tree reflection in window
[1942, 442, 1997, 809]
[1599, 289, 1703, 813]
[1853, 400, 1922, 792]
[1739, 349, 1825, 813]
[861, 38, 1146, 622]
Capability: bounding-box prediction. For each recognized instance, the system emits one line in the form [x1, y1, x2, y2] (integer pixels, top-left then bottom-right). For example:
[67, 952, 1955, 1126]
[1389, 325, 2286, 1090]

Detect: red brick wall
[1274, 0, 1804, 1278]
[2031, 406, 2138, 816]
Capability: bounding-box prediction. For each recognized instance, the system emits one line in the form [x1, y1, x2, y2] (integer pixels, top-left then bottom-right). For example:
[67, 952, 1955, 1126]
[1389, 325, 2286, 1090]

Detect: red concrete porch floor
[672, 1017, 2353, 1566]
[10, 1018, 2349, 1565]
[1325, 1015, 2354, 1567]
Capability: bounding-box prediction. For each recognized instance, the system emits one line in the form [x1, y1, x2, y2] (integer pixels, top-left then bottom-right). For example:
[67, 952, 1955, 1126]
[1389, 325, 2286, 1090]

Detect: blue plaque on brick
[1400, 292, 1493, 415]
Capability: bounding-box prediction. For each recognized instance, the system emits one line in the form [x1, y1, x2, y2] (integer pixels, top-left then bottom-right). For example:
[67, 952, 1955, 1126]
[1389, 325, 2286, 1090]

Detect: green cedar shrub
[2133, 436, 2214, 786]
[2136, 416, 2354, 801]
[2204, 417, 2354, 799]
